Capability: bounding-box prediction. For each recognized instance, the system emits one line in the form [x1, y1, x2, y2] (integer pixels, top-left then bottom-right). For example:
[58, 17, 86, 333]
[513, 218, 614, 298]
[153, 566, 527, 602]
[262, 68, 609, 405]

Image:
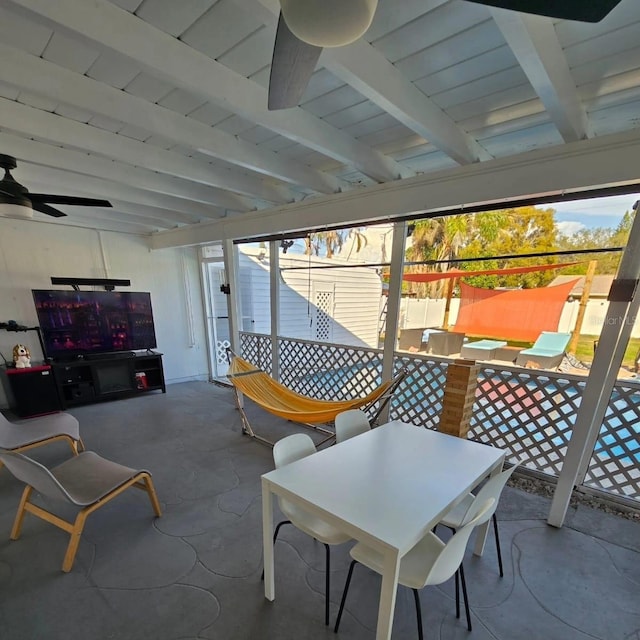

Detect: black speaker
[1, 365, 62, 417]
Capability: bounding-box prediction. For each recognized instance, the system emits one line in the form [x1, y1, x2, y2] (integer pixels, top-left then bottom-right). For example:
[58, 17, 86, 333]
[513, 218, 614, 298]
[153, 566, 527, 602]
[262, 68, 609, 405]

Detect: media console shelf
[52, 352, 166, 408]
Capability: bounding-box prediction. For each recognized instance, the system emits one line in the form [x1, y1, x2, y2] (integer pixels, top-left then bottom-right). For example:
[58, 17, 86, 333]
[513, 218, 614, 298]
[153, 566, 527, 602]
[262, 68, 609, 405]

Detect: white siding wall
[239, 254, 270, 334]
[0, 218, 208, 408]
[239, 251, 381, 348]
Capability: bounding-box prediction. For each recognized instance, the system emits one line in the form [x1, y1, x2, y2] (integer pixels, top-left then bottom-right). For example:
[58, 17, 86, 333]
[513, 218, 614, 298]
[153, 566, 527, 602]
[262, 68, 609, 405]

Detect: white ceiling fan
[267, 0, 625, 110]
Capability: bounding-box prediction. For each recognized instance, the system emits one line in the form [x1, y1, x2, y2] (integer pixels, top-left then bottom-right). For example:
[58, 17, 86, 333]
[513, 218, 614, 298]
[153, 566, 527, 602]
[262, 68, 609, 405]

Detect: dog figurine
[13, 344, 31, 368]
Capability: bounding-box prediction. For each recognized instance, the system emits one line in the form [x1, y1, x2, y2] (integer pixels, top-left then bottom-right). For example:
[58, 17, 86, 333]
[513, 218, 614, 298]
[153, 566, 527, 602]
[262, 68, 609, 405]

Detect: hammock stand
[226, 352, 406, 446]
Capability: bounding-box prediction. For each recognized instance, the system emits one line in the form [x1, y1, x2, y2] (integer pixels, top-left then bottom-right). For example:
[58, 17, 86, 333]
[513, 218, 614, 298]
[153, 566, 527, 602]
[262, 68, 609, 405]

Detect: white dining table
[261, 420, 506, 640]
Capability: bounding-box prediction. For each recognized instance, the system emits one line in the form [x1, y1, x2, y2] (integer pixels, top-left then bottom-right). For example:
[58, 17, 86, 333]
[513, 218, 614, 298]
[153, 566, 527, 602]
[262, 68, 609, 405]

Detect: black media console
[52, 352, 166, 408]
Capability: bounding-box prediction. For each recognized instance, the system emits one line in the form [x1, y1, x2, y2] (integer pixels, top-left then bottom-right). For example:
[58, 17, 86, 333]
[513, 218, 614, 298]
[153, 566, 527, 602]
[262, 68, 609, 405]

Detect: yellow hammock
[227, 355, 405, 445]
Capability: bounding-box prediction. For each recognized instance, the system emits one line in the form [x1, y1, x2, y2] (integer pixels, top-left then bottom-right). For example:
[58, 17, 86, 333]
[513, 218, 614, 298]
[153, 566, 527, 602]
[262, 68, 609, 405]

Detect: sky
[548, 193, 640, 236]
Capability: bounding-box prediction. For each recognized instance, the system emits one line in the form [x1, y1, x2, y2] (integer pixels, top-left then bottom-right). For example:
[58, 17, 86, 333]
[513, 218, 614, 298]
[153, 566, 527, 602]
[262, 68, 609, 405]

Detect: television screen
[32, 290, 157, 360]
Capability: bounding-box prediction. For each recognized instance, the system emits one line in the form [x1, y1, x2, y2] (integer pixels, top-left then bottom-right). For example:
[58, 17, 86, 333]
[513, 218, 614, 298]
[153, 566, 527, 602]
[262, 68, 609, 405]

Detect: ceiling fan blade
[31, 201, 67, 218]
[29, 194, 113, 207]
[465, 0, 623, 22]
[268, 12, 322, 111]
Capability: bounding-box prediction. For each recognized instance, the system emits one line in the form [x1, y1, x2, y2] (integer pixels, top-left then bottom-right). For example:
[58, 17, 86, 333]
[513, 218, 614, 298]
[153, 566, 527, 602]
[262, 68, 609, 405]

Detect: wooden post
[438, 359, 481, 438]
[442, 277, 457, 330]
[568, 260, 597, 354]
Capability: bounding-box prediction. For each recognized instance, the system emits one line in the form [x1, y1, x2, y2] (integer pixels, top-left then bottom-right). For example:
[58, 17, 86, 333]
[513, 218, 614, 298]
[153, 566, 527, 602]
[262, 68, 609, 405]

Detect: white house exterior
[207, 247, 383, 377]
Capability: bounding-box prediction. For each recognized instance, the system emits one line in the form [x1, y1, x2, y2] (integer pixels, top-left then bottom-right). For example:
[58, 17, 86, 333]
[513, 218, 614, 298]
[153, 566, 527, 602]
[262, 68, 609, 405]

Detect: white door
[204, 262, 232, 378]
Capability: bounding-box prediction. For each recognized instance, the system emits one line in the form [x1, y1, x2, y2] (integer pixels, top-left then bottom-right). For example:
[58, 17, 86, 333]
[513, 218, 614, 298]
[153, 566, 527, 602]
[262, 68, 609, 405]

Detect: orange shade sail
[453, 279, 579, 342]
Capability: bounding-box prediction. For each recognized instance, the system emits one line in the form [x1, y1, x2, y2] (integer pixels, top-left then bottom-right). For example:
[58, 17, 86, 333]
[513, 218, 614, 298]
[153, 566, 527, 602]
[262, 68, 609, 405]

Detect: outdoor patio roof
[1, 1, 640, 247]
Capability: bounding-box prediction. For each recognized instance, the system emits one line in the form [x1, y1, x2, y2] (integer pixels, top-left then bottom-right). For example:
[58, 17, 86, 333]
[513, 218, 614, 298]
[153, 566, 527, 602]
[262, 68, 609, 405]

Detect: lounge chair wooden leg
[62, 510, 88, 572]
[142, 474, 162, 517]
[71, 437, 86, 454]
[10, 486, 33, 540]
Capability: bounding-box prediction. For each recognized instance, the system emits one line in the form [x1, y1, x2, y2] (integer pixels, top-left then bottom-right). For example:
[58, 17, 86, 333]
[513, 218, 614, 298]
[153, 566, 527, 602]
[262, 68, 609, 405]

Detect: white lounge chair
[516, 332, 571, 369]
[0, 411, 83, 470]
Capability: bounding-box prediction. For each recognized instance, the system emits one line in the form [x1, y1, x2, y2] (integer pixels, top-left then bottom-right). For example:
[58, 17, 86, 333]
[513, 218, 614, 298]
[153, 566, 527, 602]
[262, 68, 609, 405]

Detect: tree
[405, 207, 559, 294]
[305, 228, 368, 258]
[405, 216, 469, 296]
[556, 209, 633, 275]
[460, 206, 558, 288]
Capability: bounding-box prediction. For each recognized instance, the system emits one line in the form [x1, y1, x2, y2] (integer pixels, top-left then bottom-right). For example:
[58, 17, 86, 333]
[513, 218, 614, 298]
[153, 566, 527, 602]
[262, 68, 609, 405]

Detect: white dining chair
[334, 498, 495, 639]
[438, 461, 521, 577]
[334, 409, 370, 443]
[266, 433, 352, 626]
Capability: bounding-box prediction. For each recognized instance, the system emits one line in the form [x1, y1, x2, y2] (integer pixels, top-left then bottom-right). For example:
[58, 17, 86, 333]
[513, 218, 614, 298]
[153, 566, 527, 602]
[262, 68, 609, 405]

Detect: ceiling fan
[0, 154, 112, 220]
[267, 0, 624, 110]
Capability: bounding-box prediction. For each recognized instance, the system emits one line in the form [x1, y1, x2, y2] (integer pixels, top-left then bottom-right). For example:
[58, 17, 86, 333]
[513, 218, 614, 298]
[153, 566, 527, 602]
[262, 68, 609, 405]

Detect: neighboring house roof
[549, 275, 614, 298]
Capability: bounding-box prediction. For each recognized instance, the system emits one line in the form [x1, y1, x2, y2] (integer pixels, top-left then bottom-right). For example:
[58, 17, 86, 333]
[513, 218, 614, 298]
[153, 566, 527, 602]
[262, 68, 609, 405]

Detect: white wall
[558, 299, 640, 338]
[0, 218, 208, 408]
[397, 298, 448, 329]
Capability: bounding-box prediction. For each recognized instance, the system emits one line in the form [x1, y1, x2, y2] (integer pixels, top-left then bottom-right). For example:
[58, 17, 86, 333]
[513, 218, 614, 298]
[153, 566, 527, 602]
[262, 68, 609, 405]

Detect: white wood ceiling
[1, 0, 639, 239]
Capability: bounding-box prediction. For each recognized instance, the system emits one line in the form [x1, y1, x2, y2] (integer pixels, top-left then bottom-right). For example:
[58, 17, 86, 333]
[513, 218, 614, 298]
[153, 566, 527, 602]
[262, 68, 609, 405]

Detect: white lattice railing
[237, 333, 640, 503]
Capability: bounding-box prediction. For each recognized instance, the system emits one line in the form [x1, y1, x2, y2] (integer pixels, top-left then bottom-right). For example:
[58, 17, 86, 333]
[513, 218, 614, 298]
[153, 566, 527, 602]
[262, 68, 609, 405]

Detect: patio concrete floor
[0, 381, 638, 640]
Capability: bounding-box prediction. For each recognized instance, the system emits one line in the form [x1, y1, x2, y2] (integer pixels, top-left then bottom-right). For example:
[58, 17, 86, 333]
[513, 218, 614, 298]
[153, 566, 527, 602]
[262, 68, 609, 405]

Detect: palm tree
[406, 216, 468, 297]
[305, 228, 368, 258]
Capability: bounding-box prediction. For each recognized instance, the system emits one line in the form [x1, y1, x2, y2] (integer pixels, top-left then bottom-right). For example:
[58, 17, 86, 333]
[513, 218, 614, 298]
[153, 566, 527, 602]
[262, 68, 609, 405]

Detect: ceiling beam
[13, 163, 226, 220]
[107, 201, 200, 226]
[7, 177, 200, 225]
[55, 206, 175, 230]
[150, 126, 640, 248]
[237, 0, 491, 165]
[0, 131, 257, 214]
[19, 200, 158, 234]
[0, 42, 342, 195]
[491, 10, 590, 143]
[0, 98, 291, 204]
[325, 41, 492, 165]
[6, 0, 412, 183]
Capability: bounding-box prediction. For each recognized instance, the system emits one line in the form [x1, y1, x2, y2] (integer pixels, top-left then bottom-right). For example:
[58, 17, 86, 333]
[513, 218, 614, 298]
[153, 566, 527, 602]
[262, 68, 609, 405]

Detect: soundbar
[51, 277, 131, 291]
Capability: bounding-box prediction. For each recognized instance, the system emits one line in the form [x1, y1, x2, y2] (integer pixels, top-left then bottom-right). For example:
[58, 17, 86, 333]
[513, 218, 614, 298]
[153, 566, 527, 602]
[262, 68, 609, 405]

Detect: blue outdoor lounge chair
[515, 331, 571, 369]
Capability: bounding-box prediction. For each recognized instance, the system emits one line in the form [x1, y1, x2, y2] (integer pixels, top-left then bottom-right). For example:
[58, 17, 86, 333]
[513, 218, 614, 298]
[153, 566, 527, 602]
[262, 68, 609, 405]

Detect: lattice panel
[215, 339, 231, 365]
[279, 338, 383, 401]
[239, 332, 272, 375]
[584, 382, 640, 499]
[389, 355, 448, 429]
[236, 335, 640, 505]
[470, 368, 584, 477]
[315, 291, 333, 341]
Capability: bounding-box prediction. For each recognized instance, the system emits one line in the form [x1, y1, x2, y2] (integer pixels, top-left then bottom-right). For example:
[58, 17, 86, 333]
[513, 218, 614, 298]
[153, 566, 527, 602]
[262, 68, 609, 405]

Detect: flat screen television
[32, 289, 157, 360]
